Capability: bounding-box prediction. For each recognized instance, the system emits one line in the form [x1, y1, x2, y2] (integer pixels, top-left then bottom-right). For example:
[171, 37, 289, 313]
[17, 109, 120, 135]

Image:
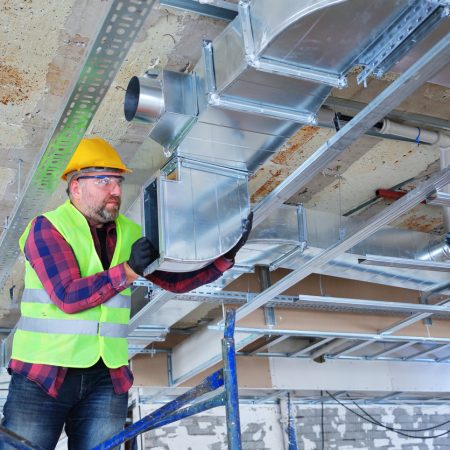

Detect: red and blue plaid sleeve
[24, 216, 129, 314]
[146, 256, 233, 293]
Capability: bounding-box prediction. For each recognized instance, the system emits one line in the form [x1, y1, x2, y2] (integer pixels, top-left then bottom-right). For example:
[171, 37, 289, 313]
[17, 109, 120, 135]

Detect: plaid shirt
[9, 214, 233, 398]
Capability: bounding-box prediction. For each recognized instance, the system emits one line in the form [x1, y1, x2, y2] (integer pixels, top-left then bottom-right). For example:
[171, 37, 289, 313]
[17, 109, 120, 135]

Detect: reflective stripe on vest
[21, 288, 129, 309]
[17, 317, 128, 338]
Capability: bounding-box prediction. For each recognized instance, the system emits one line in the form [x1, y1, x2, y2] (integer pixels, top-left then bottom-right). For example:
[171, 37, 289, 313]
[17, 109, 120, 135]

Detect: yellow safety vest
[11, 200, 142, 368]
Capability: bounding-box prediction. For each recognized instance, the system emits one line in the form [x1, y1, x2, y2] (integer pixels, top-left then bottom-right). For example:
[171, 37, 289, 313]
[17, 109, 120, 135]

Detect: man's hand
[127, 237, 159, 276]
[223, 211, 253, 261]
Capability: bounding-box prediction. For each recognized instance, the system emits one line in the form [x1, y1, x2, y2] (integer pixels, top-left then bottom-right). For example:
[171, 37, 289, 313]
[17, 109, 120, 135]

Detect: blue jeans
[1, 368, 128, 450]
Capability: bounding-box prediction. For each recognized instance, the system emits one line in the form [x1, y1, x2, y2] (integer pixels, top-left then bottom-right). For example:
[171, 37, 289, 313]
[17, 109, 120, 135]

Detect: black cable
[345, 393, 450, 433]
[326, 391, 450, 440]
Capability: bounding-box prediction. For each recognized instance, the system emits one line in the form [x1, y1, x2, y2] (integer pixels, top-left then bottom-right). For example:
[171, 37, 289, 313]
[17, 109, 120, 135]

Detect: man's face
[70, 171, 124, 225]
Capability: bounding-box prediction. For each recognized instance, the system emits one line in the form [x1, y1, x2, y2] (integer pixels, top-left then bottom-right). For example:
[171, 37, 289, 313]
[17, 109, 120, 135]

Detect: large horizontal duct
[124, 0, 448, 272]
[237, 205, 450, 293]
[126, 0, 447, 171]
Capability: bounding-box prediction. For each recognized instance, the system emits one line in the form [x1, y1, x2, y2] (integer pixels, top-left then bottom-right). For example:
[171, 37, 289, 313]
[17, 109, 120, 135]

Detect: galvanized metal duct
[124, 0, 447, 271]
[238, 205, 450, 293]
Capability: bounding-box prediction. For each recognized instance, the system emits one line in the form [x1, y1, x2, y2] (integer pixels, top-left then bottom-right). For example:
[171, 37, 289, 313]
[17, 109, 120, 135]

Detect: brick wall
[135, 403, 450, 449]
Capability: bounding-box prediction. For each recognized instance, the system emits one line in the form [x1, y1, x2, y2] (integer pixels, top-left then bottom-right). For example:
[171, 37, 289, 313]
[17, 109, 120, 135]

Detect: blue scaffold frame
[287, 393, 299, 450]
[0, 310, 242, 450]
[92, 308, 242, 449]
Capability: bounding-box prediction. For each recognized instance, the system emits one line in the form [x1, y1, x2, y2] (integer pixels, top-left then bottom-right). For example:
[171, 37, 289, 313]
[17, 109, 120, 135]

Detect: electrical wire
[344, 393, 450, 433]
[326, 391, 450, 440]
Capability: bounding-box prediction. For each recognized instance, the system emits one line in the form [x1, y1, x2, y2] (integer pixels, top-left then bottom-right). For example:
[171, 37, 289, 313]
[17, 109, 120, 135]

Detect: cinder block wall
[295, 405, 450, 449]
[136, 403, 450, 449]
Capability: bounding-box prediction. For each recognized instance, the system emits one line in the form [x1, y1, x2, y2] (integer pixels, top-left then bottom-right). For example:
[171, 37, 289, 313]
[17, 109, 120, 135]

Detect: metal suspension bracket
[357, 0, 445, 85]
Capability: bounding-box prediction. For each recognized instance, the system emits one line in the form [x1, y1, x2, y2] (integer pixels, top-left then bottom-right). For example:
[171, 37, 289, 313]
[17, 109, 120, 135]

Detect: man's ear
[69, 179, 81, 200]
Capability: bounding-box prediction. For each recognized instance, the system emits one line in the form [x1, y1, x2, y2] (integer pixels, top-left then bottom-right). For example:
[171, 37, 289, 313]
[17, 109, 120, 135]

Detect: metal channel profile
[357, 0, 441, 85]
[235, 166, 450, 321]
[252, 31, 450, 229]
[359, 254, 450, 272]
[208, 325, 450, 347]
[297, 294, 450, 315]
[427, 191, 450, 206]
[0, 0, 156, 289]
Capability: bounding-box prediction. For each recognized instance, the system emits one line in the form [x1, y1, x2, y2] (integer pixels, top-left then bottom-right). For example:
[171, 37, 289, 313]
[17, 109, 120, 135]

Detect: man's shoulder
[117, 213, 140, 228]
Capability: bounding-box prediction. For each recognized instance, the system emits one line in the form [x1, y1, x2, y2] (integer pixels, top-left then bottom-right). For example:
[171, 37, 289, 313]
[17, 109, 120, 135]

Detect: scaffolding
[0, 309, 243, 450]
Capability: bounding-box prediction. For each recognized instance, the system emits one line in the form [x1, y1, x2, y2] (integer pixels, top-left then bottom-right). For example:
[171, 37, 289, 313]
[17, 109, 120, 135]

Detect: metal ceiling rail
[366, 342, 417, 359]
[150, 289, 450, 316]
[0, 0, 157, 289]
[404, 344, 446, 360]
[331, 340, 374, 358]
[338, 292, 450, 355]
[288, 338, 334, 358]
[128, 290, 175, 333]
[235, 165, 450, 321]
[359, 255, 450, 272]
[239, 351, 447, 365]
[297, 294, 450, 315]
[322, 97, 450, 132]
[378, 295, 450, 335]
[310, 339, 347, 361]
[252, 31, 450, 229]
[249, 335, 289, 356]
[208, 325, 450, 346]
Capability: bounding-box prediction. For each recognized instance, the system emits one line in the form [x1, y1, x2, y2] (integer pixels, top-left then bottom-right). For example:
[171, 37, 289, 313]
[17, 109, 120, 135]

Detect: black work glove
[128, 237, 159, 276]
[223, 211, 253, 260]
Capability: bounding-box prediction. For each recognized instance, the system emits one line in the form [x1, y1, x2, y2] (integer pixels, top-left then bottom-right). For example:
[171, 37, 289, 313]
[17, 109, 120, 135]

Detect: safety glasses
[76, 175, 124, 188]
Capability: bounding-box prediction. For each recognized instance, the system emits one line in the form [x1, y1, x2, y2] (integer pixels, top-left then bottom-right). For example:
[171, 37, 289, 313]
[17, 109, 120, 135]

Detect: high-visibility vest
[11, 200, 142, 368]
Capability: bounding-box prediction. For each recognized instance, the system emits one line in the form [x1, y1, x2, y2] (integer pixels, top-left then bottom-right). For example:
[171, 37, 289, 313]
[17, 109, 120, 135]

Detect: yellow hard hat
[62, 137, 131, 180]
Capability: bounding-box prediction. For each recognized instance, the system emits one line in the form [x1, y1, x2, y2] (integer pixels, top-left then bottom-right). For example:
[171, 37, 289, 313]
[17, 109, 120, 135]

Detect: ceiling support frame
[209, 326, 450, 347]
[236, 165, 450, 321]
[252, 31, 450, 229]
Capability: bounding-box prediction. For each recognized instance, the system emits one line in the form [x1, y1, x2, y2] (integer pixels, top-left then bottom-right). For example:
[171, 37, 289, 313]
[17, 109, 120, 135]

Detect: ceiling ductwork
[239, 205, 450, 294]
[124, 0, 449, 272]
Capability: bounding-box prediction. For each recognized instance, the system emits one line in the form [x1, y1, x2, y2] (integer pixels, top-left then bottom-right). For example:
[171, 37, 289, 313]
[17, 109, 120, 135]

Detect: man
[1, 137, 252, 449]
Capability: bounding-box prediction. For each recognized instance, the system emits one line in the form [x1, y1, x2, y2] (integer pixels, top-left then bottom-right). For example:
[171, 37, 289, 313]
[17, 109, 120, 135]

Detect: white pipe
[380, 118, 450, 231]
[380, 118, 450, 148]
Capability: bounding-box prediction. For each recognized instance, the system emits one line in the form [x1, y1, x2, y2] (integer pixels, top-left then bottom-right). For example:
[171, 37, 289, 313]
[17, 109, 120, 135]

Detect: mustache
[105, 195, 121, 205]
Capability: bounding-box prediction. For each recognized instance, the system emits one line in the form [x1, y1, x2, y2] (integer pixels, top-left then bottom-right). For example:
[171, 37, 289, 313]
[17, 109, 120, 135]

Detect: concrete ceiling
[1, 0, 450, 402]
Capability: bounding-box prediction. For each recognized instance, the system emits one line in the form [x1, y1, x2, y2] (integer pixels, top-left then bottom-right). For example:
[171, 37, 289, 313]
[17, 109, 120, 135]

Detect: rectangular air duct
[142, 157, 249, 273]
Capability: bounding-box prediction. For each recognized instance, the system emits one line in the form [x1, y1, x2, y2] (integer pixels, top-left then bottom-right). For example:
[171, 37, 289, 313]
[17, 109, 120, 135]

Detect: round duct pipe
[124, 76, 164, 123]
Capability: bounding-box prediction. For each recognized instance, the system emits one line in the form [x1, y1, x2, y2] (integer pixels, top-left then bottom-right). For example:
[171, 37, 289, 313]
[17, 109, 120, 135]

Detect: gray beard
[95, 206, 119, 223]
